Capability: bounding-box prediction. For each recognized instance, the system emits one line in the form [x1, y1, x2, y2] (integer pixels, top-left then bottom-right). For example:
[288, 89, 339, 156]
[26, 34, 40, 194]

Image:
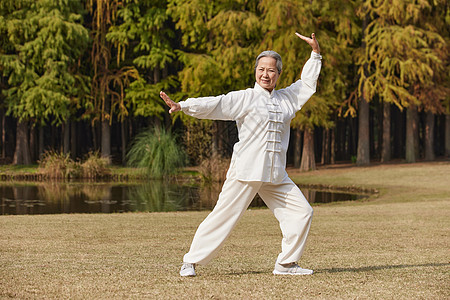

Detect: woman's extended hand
[160, 91, 181, 114]
[295, 32, 320, 54]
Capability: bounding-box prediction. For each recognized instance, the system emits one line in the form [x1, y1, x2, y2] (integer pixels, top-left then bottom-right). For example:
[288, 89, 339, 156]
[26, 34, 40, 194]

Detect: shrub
[38, 151, 111, 180]
[80, 151, 111, 179]
[183, 119, 212, 165]
[126, 127, 187, 178]
[38, 151, 80, 179]
[198, 153, 230, 183]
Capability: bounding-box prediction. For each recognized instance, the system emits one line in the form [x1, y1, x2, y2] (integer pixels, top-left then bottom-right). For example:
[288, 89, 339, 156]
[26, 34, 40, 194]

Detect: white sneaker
[273, 262, 313, 275]
[180, 263, 196, 277]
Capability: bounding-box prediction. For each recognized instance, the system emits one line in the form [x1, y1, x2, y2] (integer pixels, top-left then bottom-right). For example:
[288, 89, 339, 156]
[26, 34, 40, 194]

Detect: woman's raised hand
[160, 91, 181, 114]
[295, 32, 320, 54]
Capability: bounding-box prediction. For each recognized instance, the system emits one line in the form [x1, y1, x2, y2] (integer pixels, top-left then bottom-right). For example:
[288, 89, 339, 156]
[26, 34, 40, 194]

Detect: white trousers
[183, 174, 313, 265]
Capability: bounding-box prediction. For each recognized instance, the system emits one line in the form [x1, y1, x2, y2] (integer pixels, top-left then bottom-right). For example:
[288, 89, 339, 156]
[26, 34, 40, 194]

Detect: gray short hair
[254, 50, 282, 74]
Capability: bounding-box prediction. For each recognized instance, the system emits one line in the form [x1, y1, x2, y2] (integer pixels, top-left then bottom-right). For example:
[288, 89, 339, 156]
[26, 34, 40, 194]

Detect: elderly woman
[160, 32, 321, 276]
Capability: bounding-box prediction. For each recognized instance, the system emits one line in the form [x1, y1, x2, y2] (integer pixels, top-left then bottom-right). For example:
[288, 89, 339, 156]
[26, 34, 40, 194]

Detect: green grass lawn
[0, 161, 449, 299]
[0, 164, 39, 175]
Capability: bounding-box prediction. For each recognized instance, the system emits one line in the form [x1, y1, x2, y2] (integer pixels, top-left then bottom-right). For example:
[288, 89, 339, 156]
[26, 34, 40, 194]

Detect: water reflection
[0, 181, 368, 215]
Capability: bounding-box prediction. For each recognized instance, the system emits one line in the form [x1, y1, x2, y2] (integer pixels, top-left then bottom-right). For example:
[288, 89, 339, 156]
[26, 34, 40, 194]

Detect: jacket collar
[254, 82, 275, 98]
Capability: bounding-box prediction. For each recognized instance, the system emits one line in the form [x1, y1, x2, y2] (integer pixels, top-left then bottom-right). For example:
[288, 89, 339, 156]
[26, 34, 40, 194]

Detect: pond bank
[0, 165, 197, 182]
[0, 164, 380, 195]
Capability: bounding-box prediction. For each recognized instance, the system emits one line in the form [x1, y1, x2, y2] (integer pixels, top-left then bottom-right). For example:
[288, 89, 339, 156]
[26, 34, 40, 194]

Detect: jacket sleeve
[280, 51, 322, 112]
[178, 90, 246, 121]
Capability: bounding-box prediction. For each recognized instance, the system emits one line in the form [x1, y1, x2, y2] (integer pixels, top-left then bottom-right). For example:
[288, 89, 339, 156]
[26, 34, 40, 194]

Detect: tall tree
[285, 0, 358, 170]
[355, 13, 371, 166]
[381, 102, 391, 162]
[258, 0, 320, 171]
[356, 0, 448, 163]
[107, 0, 178, 162]
[405, 104, 419, 162]
[0, 0, 89, 164]
[424, 111, 435, 160]
[324, 0, 363, 165]
[446, 114, 450, 157]
[86, 0, 138, 162]
[168, 0, 261, 160]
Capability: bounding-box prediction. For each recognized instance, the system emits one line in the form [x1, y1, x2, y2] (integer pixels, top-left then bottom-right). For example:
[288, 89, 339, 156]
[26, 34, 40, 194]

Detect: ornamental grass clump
[80, 152, 110, 179]
[38, 151, 80, 180]
[126, 127, 187, 178]
[198, 153, 230, 183]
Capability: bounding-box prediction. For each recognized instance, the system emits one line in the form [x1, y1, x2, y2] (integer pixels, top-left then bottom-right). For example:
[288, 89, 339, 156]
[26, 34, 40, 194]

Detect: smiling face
[255, 56, 280, 92]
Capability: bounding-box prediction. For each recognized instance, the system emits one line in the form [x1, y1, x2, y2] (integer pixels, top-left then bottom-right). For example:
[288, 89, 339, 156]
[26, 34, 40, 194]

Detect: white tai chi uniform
[179, 51, 322, 265]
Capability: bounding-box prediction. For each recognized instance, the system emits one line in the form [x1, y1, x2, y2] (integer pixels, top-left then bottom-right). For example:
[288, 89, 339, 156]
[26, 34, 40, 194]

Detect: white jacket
[179, 51, 322, 183]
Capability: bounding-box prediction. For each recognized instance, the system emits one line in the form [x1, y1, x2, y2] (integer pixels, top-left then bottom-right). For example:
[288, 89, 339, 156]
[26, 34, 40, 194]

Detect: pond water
[0, 181, 369, 215]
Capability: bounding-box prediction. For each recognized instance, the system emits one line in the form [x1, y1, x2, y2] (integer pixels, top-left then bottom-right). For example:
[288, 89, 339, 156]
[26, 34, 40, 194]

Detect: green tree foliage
[107, 0, 177, 119]
[85, 0, 139, 124]
[352, 0, 449, 164]
[0, 0, 89, 125]
[168, 0, 262, 161]
[259, 0, 356, 132]
[355, 0, 448, 112]
[0, 0, 447, 166]
[257, 0, 356, 170]
[168, 0, 261, 98]
[316, 0, 362, 119]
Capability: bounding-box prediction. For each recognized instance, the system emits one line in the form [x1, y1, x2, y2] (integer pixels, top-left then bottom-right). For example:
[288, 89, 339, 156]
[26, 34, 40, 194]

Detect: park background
[0, 0, 448, 171]
[1, 1, 449, 299]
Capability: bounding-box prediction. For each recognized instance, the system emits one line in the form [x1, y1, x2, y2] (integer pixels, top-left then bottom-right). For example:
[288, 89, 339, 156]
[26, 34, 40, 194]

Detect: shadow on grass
[220, 262, 449, 276]
[202, 262, 449, 277]
[316, 262, 449, 274]
[223, 270, 267, 276]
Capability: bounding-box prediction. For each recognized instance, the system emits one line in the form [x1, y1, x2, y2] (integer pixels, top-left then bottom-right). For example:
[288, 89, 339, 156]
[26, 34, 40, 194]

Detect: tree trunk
[369, 101, 376, 158]
[357, 97, 370, 165]
[357, 15, 370, 166]
[351, 115, 358, 160]
[101, 119, 111, 161]
[445, 114, 450, 158]
[381, 102, 391, 162]
[392, 106, 405, 159]
[101, 98, 111, 162]
[38, 126, 44, 159]
[50, 125, 56, 150]
[71, 120, 77, 159]
[29, 126, 36, 162]
[320, 129, 325, 164]
[63, 121, 70, 155]
[13, 120, 32, 165]
[405, 105, 419, 163]
[321, 128, 330, 165]
[300, 128, 316, 171]
[121, 120, 127, 165]
[293, 129, 302, 168]
[424, 111, 435, 161]
[330, 127, 335, 164]
[92, 122, 98, 150]
[1, 108, 5, 159]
